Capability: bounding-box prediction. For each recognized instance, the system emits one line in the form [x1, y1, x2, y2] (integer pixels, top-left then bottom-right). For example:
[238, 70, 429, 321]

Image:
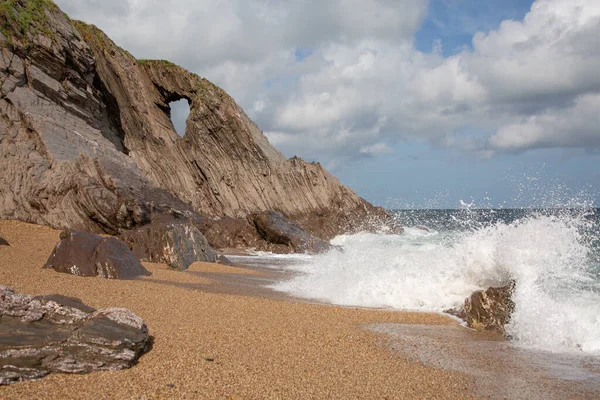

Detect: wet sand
[1, 220, 599, 399]
[370, 324, 600, 399]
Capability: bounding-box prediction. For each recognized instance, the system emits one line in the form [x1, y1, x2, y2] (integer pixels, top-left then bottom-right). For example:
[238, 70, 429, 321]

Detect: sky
[55, 0, 600, 208]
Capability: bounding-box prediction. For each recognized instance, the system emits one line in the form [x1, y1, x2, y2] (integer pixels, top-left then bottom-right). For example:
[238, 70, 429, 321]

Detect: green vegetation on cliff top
[137, 59, 178, 68]
[73, 20, 134, 58]
[1, 2, 194, 86]
[0, 0, 59, 39]
[74, 22, 180, 71]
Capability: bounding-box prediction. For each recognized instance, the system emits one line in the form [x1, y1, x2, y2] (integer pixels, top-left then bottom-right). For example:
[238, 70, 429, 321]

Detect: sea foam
[271, 210, 600, 354]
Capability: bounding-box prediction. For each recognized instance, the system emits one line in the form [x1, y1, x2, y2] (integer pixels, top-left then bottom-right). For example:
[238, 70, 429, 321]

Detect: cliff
[0, 0, 396, 246]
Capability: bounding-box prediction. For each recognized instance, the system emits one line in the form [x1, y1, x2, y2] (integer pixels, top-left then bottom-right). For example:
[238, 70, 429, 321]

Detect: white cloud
[360, 143, 393, 155]
[56, 0, 600, 167]
[489, 93, 600, 152]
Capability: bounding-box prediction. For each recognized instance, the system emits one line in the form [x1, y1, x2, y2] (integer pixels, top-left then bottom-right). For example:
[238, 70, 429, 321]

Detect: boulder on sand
[0, 286, 150, 385]
[44, 230, 151, 279]
[120, 221, 218, 271]
[199, 216, 265, 251]
[0, 237, 8, 246]
[250, 211, 332, 254]
[449, 282, 516, 335]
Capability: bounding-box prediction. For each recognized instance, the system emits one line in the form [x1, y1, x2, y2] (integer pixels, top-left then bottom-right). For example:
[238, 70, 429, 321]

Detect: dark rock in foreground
[449, 282, 516, 335]
[250, 211, 332, 254]
[44, 230, 151, 279]
[0, 237, 8, 246]
[120, 221, 217, 270]
[0, 286, 150, 385]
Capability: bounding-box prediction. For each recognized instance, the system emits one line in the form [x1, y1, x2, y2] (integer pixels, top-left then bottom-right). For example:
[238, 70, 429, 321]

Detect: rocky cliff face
[0, 0, 395, 245]
[0, 0, 186, 234]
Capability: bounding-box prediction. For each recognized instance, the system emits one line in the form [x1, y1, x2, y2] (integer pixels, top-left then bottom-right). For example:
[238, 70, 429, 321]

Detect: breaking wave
[272, 208, 600, 354]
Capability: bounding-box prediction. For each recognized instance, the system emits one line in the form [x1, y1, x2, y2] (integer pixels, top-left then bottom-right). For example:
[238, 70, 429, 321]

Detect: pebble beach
[2, 219, 599, 399]
[0, 220, 470, 399]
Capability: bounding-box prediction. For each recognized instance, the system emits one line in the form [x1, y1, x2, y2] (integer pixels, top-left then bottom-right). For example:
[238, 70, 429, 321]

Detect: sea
[240, 207, 600, 355]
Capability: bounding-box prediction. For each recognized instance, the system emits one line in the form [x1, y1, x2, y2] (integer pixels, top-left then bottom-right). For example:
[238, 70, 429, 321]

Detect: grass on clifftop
[0, 0, 59, 39]
[137, 59, 178, 68]
[74, 20, 133, 58]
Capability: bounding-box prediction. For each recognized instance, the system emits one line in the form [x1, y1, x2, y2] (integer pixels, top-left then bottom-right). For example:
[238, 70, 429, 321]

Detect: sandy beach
[1, 220, 599, 399]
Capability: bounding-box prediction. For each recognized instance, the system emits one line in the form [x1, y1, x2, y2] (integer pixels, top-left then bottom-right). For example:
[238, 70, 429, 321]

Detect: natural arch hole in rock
[169, 99, 190, 137]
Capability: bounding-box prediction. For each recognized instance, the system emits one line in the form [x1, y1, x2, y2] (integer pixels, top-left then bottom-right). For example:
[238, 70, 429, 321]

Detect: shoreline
[1, 220, 599, 399]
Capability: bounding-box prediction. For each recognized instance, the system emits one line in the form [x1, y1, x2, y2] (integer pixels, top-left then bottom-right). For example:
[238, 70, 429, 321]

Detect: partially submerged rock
[450, 282, 516, 335]
[0, 286, 150, 385]
[120, 221, 217, 271]
[44, 230, 151, 279]
[250, 211, 332, 254]
[295, 204, 403, 241]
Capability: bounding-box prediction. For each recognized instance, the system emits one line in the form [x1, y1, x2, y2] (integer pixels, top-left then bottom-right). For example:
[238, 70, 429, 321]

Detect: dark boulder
[0, 237, 8, 246]
[44, 230, 151, 279]
[216, 254, 235, 266]
[199, 216, 294, 254]
[449, 282, 516, 335]
[120, 221, 217, 271]
[199, 216, 264, 250]
[250, 211, 332, 254]
[0, 286, 150, 385]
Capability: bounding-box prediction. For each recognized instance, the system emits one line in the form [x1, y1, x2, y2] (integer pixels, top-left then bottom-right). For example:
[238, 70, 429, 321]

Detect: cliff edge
[0, 0, 397, 248]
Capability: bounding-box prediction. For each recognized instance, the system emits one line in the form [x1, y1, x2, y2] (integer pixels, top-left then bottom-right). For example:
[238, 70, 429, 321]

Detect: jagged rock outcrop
[74, 23, 393, 237]
[0, 0, 398, 251]
[44, 229, 151, 279]
[0, 0, 196, 235]
[120, 220, 218, 270]
[449, 282, 516, 335]
[0, 286, 150, 385]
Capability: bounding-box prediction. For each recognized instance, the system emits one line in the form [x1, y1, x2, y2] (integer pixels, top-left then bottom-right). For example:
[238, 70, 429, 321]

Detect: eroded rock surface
[0, 0, 197, 235]
[44, 230, 151, 279]
[450, 282, 516, 335]
[120, 220, 217, 270]
[0, 1, 397, 245]
[0, 286, 150, 385]
[200, 217, 266, 251]
[198, 216, 297, 254]
[251, 211, 331, 254]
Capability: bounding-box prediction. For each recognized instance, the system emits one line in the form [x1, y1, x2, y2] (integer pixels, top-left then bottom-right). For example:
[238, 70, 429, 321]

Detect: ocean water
[267, 207, 600, 354]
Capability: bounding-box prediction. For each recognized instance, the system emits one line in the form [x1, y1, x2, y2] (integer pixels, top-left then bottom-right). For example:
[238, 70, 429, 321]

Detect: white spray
[272, 211, 600, 354]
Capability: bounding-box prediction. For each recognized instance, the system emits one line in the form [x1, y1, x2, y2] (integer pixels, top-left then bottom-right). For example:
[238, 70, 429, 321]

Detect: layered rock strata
[0, 286, 150, 385]
[0, 0, 395, 248]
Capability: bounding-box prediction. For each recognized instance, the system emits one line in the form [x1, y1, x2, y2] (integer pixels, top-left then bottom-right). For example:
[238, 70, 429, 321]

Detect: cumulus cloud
[489, 94, 600, 151]
[55, 0, 600, 167]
